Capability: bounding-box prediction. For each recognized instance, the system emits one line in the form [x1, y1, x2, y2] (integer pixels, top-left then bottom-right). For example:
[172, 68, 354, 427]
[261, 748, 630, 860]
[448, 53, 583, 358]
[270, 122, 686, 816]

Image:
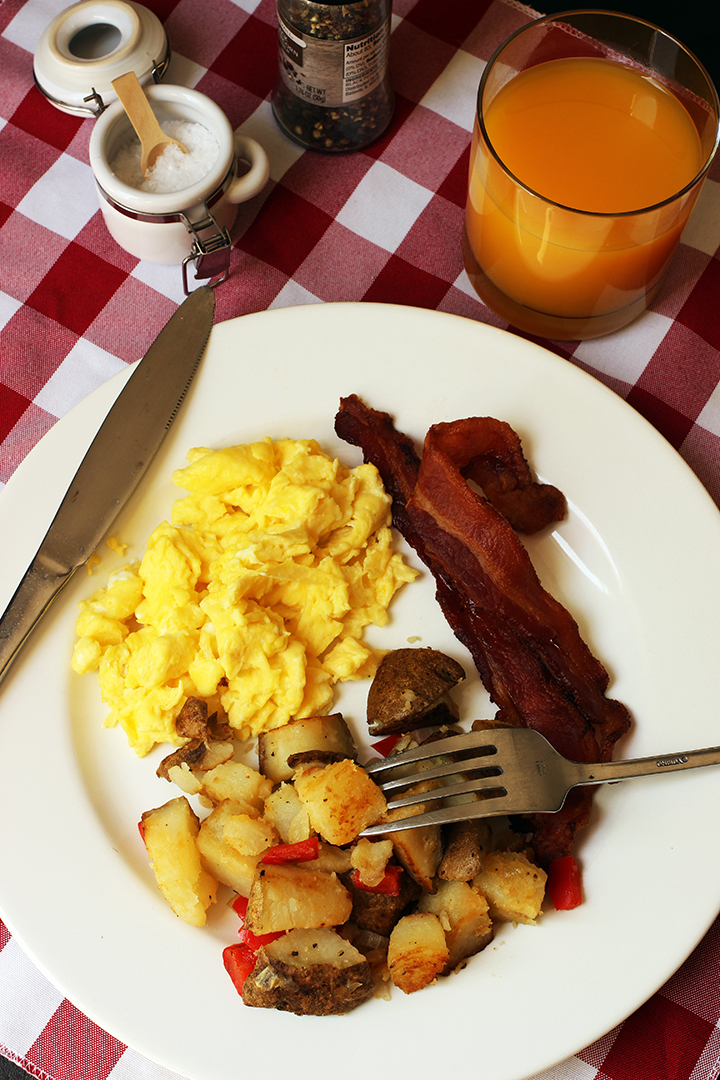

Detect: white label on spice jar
[277, 14, 390, 107]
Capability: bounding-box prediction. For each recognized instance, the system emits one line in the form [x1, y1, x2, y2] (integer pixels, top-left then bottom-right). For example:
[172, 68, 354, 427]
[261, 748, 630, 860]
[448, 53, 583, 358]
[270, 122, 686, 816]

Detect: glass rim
[476, 8, 720, 219]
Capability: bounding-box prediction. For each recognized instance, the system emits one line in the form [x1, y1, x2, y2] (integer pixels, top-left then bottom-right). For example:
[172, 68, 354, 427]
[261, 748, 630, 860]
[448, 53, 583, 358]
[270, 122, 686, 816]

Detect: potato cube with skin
[293, 759, 386, 846]
[223, 814, 278, 857]
[197, 800, 264, 897]
[141, 797, 217, 927]
[473, 851, 547, 925]
[200, 760, 272, 809]
[418, 880, 493, 972]
[387, 912, 449, 993]
[257, 714, 358, 784]
[245, 863, 353, 935]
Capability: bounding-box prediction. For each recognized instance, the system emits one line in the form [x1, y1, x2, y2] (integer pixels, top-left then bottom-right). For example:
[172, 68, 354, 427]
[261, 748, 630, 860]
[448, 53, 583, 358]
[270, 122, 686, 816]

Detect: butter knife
[0, 285, 215, 687]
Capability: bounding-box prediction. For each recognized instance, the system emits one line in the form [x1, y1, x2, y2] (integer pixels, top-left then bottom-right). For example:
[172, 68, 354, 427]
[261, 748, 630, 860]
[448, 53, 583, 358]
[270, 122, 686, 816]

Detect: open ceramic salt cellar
[33, 0, 270, 292]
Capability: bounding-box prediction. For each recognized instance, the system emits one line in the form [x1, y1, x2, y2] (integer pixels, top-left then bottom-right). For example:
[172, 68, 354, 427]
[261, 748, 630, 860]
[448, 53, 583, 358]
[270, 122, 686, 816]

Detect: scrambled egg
[72, 437, 418, 756]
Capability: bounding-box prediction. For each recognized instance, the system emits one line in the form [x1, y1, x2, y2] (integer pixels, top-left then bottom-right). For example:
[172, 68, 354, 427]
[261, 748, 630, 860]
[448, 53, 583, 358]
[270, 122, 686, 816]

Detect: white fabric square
[2, 0, 60, 52]
[240, 101, 305, 182]
[17, 154, 97, 241]
[270, 281, 322, 308]
[0, 291, 23, 332]
[165, 52, 208, 90]
[0, 938, 64, 1055]
[336, 161, 434, 252]
[108, 1045, 187, 1080]
[421, 49, 486, 132]
[227, 0, 266, 11]
[574, 309, 672, 385]
[130, 262, 189, 305]
[681, 178, 720, 256]
[695, 382, 720, 437]
[34, 338, 126, 417]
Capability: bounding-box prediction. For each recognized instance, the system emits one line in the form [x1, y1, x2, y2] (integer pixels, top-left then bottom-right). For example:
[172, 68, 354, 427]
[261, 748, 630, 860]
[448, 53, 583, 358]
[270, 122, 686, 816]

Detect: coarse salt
[110, 119, 220, 193]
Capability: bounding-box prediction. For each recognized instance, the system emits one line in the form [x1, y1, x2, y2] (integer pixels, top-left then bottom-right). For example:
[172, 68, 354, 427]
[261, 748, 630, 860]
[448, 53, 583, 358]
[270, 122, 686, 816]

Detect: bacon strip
[335, 395, 631, 865]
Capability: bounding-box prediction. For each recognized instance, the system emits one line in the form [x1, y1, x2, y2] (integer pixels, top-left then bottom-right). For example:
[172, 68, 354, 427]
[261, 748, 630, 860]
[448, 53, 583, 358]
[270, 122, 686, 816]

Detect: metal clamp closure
[181, 208, 232, 295]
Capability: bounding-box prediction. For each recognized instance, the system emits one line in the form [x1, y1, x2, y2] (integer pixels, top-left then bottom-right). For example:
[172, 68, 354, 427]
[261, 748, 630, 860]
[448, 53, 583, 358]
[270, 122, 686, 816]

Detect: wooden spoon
[111, 72, 187, 177]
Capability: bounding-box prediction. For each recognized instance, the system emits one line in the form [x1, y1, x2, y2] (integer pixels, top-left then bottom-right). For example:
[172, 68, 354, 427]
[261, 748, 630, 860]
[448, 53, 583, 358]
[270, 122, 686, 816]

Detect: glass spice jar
[272, 0, 394, 152]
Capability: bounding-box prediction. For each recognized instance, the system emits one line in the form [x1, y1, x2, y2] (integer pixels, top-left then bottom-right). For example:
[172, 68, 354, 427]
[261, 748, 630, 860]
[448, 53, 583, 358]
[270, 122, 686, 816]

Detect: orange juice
[464, 56, 706, 339]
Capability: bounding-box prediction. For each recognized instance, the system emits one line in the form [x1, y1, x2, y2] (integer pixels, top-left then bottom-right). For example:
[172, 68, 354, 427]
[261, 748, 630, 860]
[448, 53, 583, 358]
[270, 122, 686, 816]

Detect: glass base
[461, 227, 661, 341]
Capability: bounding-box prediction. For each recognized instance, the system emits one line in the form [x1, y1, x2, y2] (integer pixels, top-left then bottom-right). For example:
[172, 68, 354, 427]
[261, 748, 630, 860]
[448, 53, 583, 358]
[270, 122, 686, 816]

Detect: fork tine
[379, 755, 503, 793]
[384, 774, 508, 812]
[365, 728, 501, 776]
[361, 793, 513, 836]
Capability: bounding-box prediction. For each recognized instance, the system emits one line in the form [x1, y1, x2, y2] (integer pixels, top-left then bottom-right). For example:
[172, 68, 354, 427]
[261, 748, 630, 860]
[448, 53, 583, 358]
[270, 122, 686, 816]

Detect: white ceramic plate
[2, 303, 720, 1080]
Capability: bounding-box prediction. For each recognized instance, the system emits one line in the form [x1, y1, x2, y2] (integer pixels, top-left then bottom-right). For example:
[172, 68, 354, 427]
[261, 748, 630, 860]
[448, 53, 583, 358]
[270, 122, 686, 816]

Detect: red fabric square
[240, 185, 334, 277]
[625, 384, 695, 449]
[26, 243, 128, 338]
[362, 252, 450, 308]
[194, 69, 265, 130]
[295, 221, 390, 300]
[0, 383, 30, 443]
[674, 257, 720, 345]
[0, 402, 58, 485]
[27, 998, 125, 1080]
[211, 15, 277, 98]
[592, 994, 716, 1080]
[0, 919, 9, 950]
[437, 144, 471, 209]
[84, 277, 176, 363]
[396, 195, 465, 283]
[164, 0, 249, 69]
[631, 320, 720, 421]
[362, 93, 418, 161]
[0, 37, 40, 119]
[405, 0, 496, 48]
[389, 21, 457, 104]
[0, 214, 71, 303]
[682, 424, 720, 508]
[380, 105, 470, 192]
[278, 147, 374, 217]
[10, 88, 83, 152]
[0, 124, 63, 210]
[0, 306, 78, 398]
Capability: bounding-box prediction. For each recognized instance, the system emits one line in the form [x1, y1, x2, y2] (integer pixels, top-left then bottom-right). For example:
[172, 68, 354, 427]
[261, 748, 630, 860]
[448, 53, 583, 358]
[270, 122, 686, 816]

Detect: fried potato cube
[263, 782, 311, 844]
[387, 912, 449, 993]
[350, 837, 393, 888]
[382, 780, 443, 892]
[473, 851, 547, 925]
[245, 863, 352, 935]
[223, 814, 278, 857]
[257, 714, 358, 784]
[141, 797, 217, 927]
[199, 761, 272, 810]
[293, 759, 386, 845]
[418, 879, 493, 972]
[242, 928, 374, 1015]
[197, 800, 264, 897]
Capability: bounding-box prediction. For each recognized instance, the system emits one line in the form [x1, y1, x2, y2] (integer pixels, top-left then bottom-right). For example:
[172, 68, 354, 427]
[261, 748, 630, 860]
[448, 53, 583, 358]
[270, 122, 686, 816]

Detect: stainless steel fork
[360, 727, 720, 836]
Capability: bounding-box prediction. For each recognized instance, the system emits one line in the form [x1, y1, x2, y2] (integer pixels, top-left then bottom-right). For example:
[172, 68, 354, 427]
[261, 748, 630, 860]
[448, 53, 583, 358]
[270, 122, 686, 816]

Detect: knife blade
[0, 284, 215, 688]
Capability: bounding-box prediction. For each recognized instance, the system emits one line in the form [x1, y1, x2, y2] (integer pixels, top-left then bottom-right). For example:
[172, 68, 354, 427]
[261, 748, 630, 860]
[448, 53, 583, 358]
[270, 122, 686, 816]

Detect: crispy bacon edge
[335, 394, 631, 865]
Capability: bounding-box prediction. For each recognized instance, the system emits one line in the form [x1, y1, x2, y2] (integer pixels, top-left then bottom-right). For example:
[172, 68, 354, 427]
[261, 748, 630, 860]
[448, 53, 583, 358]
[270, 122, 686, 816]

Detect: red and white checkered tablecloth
[2, 0, 720, 1078]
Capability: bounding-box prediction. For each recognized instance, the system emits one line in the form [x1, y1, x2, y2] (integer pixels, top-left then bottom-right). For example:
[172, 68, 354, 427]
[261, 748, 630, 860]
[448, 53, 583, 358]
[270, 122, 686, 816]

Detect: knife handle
[0, 556, 71, 686]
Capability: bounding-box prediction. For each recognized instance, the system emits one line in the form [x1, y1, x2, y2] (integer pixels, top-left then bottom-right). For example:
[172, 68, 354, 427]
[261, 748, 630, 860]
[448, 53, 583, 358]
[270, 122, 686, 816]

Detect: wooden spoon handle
[111, 72, 185, 175]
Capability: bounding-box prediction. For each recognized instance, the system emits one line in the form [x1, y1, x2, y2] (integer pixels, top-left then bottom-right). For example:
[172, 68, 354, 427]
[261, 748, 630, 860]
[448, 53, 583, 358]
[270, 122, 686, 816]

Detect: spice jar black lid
[33, 0, 170, 117]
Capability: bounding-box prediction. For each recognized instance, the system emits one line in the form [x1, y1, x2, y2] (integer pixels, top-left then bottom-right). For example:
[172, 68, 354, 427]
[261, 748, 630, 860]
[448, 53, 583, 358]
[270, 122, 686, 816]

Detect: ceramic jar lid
[33, 0, 170, 116]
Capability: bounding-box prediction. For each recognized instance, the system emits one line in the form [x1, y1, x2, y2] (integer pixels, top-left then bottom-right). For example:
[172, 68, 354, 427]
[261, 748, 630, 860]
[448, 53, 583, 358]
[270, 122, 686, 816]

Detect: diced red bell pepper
[547, 855, 583, 910]
[231, 894, 248, 922]
[371, 733, 402, 758]
[261, 836, 320, 864]
[350, 864, 403, 895]
[238, 926, 286, 950]
[137, 820, 145, 843]
[222, 943, 257, 994]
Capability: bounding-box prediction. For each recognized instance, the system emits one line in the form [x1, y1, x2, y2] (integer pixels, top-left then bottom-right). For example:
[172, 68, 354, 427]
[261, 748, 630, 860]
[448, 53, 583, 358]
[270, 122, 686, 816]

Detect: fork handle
[569, 745, 720, 786]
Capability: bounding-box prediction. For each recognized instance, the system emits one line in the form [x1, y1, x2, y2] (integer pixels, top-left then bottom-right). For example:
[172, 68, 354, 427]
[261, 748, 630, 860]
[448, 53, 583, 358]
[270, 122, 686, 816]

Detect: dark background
[540, 1, 718, 89]
[0, 4, 716, 1080]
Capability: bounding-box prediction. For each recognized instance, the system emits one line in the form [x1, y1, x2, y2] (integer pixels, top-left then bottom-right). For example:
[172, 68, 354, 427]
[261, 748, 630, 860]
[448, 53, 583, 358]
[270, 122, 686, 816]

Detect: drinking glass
[463, 11, 719, 340]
